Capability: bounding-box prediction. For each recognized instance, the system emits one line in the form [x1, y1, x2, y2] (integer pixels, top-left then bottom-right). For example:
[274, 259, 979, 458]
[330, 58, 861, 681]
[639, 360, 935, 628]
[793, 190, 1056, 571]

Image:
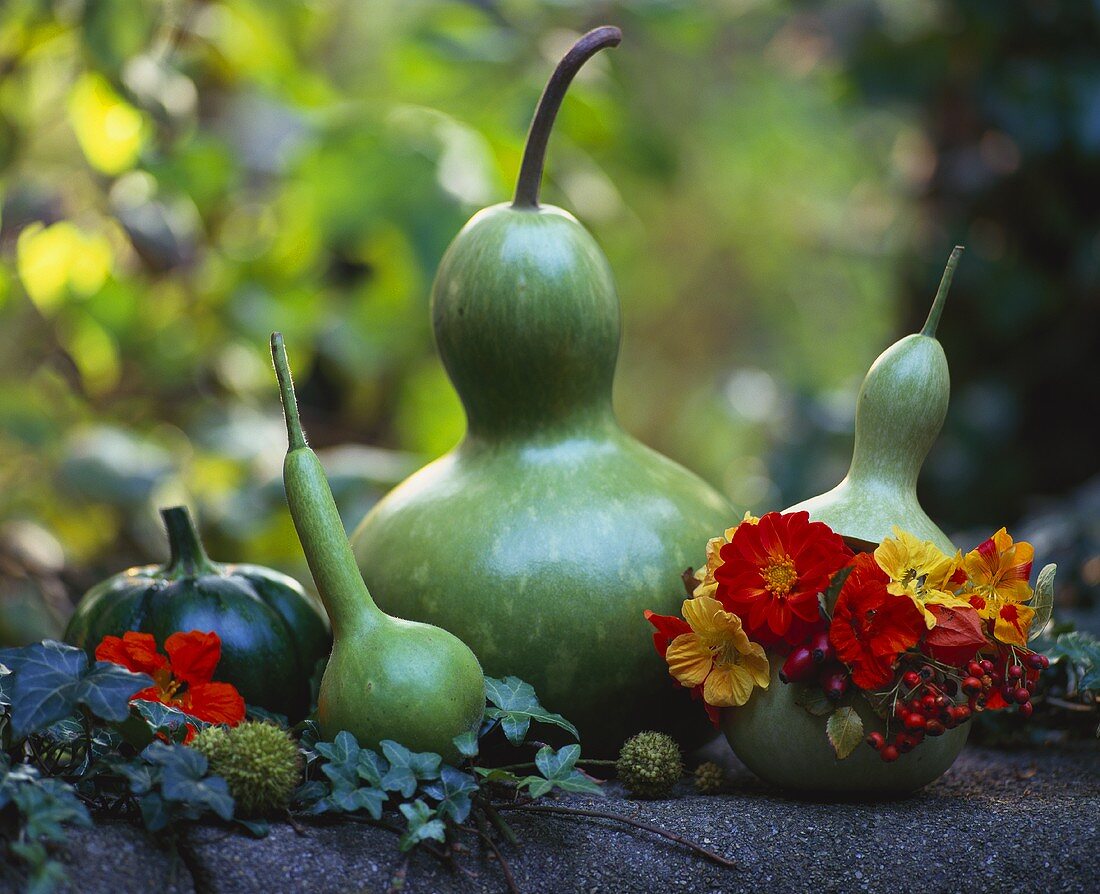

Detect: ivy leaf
[473, 767, 524, 785]
[524, 744, 602, 798]
[380, 740, 442, 797]
[109, 758, 157, 795]
[76, 661, 149, 722]
[452, 729, 479, 759]
[422, 765, 478, 822]
[10, 776, 92, 841]
[1030, 564, 1056, 633]
[2, 641, 86, 740]
[236, 818, 271, 838]
[0, 642, 150, 740]
[137, 792, 171, 832]
[826, 707, 864, 760]
[326, 786, 386, 819]
[142, 742, 234, 820]
[356, 748, 387, 788]
[289, 780, 328, 810]
[398, 799, 446, 852]
[131, 700, 206, 743]
[483, 676, 578, 745]
[10, 839, 69, 894]
[792, 682, 834, 717]
[315, 730, 360, 765]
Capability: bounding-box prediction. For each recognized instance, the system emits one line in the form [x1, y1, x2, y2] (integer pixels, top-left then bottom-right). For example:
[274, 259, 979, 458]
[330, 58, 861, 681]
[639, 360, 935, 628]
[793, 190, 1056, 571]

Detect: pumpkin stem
[920, 245, 964, 338]
[161, 506, 215, 577]
[512, 26, 622, 209]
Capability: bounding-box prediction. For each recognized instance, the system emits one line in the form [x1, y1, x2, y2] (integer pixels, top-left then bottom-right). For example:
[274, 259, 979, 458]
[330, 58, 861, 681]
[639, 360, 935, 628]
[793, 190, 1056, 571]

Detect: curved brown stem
[494, 803, 737, 869]
[512, 26, 622, 208]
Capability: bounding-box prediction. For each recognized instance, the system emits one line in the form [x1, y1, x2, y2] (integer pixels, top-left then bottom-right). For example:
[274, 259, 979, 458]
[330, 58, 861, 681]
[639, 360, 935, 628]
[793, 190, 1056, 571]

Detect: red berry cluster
[865, 665, 972, 761]
[779, 631, 851, 699]
[865, 650, 1049, 761]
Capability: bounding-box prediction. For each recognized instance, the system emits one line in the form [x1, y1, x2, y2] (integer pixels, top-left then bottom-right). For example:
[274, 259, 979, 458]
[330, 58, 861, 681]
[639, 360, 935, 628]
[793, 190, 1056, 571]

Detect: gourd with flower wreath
[645, 511, 1055, 796]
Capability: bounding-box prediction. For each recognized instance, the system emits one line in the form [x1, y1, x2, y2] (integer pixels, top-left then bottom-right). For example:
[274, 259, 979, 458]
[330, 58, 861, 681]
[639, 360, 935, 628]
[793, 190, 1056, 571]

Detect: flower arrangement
[646, 511, 1056, 762]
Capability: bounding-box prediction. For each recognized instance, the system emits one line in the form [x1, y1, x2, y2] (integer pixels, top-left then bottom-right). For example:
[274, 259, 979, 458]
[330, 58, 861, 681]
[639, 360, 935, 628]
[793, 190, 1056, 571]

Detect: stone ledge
[11, 744, 1095, 894]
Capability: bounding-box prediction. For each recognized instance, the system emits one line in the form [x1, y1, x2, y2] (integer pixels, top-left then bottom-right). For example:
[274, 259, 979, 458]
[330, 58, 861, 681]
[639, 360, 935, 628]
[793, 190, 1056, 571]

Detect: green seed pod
[787, 247, 965, 552]
[692, 761, 725, 795]
[193, 722, 301, 817]
[616, 731, 683, 799]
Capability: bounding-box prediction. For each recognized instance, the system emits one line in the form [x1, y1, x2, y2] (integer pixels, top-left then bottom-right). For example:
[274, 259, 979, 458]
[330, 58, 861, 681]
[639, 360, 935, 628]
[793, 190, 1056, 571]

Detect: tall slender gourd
[350, 27, 734, 754]
[271, 333, 484, 758]
[786, 247, 965, 551]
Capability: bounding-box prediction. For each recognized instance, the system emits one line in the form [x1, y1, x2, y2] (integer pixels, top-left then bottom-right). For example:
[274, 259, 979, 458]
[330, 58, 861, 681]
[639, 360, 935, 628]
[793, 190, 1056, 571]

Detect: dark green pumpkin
[64, 506, 330, 721]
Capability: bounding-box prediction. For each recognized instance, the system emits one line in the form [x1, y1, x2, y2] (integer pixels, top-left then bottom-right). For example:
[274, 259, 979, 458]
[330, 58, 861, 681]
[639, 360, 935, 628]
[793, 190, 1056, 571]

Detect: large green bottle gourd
[351, 28, 734, 755]
[786, 247, 965, 552]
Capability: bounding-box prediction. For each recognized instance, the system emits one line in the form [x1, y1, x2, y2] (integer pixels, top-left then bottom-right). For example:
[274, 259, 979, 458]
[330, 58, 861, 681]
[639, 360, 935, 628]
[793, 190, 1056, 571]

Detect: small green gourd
[349, 28, 733, 755]
[271, 333, 484, 760]
[786, 247, 965, 552]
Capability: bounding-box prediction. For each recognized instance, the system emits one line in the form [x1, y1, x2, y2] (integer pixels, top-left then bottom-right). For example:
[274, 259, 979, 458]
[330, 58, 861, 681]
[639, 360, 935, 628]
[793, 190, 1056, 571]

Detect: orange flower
[644, 610, 720, 727]
[96, 631, 246, 728]
[663, 597, 770, 708]
[963, 528, 1036, 647]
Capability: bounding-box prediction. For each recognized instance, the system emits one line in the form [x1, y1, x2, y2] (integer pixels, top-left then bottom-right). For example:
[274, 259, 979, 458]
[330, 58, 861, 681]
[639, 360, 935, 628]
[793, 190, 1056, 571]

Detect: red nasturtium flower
[96, 631, 246, 733]
[713, 511, 852, 645]
[829, 554, 925, 690]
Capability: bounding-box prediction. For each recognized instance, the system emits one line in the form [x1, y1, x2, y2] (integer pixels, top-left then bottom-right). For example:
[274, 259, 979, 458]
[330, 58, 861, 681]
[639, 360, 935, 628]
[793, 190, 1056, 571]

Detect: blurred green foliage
[0, 0, 1094, 643]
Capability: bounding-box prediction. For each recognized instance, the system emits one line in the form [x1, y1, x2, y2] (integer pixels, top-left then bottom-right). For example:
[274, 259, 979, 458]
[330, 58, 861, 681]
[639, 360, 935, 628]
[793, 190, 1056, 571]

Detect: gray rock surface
[20, 744, 1099, 894]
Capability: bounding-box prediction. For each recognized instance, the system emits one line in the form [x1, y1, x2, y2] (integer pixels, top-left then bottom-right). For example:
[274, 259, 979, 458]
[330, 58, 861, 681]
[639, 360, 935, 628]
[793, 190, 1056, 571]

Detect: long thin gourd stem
[512, 26, 622, 209]
[921, 245, 965, 338]
[272, 333, 307, 451]
[271, 331, 381, 635]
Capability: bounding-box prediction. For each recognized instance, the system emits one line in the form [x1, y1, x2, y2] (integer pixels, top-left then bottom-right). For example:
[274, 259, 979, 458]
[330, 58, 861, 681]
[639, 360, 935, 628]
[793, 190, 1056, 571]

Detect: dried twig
[494, 803, 736, 869]
[462, 821, 520, 894]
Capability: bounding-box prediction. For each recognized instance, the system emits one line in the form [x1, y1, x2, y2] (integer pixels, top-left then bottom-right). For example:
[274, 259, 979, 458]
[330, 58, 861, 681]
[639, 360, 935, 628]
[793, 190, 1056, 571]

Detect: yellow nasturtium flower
[665, 596, 769, 707]
[964, 528, 1036, 647]
[693, 512, 759, 599]
[874, 528, 969, 628]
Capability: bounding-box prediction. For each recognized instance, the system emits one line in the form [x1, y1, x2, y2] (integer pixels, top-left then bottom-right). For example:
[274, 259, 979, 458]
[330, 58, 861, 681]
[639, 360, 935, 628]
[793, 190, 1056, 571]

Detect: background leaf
[1031, 564, 1057, 633]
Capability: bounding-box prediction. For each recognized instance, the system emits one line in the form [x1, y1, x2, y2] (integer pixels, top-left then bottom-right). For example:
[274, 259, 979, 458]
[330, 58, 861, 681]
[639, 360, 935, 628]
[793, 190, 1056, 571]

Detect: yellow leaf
[16, 222, 113, 313]
[68, 73, 146, 174]
[59, 312, 121, 395]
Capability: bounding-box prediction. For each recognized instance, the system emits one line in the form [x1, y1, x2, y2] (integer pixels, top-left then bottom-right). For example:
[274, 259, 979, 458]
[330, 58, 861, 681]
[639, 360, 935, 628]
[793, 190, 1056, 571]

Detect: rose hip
[779, 646, 815, 684]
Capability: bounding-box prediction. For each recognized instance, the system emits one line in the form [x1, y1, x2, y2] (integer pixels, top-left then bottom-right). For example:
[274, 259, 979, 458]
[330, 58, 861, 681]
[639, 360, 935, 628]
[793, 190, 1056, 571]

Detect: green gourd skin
[722, 662, 967, 798]
[64, 506, 331, 722]
[787, 247, 965, 553]
[351, 28, 734, 756]
[272, 333, 485, 761]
